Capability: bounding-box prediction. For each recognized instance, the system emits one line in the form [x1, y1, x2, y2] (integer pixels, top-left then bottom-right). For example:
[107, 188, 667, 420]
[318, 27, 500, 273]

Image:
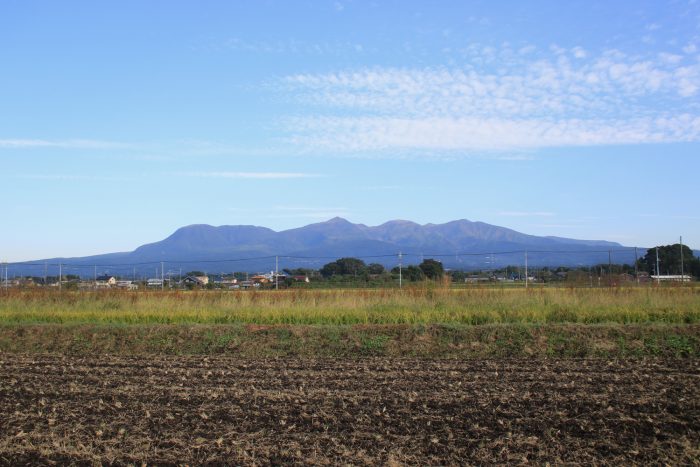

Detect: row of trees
[320, 257, 445, 281]
[311, 244, 698, 285]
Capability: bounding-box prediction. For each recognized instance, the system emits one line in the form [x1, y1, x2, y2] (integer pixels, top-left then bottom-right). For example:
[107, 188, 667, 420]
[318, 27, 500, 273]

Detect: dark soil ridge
[0, 323, 698, 358]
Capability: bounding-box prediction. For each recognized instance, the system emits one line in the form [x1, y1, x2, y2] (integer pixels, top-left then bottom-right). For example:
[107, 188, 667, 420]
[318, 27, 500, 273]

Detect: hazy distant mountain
[11, 217, 643, 277]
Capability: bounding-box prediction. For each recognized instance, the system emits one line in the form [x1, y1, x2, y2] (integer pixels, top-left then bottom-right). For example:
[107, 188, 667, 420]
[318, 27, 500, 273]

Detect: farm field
[1, 287, 698, 464]
[0, 355, 698, 465]
[1, 286, 699, 325]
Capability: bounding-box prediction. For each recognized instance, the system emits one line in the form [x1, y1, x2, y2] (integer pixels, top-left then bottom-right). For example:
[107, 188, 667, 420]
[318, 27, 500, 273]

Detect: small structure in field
[651, 275, 693, 282]
[96, 275, 116, 287]
[181, 275, 209, 287]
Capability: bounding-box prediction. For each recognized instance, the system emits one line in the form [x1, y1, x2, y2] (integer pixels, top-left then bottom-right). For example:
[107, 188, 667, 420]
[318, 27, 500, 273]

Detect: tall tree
[419, 259, 444, 280]
[640, 244, 695, 275]
[320, 258, 367, 278]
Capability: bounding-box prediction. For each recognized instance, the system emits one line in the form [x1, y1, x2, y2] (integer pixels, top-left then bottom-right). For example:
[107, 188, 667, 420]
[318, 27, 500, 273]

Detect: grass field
[0, 286, 698, 325]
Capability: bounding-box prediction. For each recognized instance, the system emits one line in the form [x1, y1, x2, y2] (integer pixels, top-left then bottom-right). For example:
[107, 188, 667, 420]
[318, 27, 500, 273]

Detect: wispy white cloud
[287, 114, 700, 151]
[180, 171, 322, 179]
[279, 45, 700, 155]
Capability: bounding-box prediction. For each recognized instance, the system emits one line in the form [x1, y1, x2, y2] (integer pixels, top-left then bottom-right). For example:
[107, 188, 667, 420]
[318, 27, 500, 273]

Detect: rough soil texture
[0, 355, 698, 465]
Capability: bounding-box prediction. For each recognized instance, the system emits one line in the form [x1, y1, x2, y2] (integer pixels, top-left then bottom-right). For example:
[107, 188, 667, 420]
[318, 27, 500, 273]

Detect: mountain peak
[378, 219, 420, 227]
[325, 216, 351, 224]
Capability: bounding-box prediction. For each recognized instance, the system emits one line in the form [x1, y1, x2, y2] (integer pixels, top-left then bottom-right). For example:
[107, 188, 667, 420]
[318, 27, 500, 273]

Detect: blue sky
[1, 0, 699, 261]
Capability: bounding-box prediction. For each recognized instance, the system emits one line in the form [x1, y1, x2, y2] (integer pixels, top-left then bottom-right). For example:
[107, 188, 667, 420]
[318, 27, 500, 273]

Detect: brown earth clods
[0, 355, 698, 465]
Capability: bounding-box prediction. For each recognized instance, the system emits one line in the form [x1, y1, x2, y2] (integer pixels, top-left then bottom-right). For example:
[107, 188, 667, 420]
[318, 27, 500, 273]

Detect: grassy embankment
[0, 287, 698, 357]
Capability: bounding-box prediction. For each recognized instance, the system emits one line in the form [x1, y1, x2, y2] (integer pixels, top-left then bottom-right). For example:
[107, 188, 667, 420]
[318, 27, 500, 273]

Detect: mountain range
[12, 217, 657, 277]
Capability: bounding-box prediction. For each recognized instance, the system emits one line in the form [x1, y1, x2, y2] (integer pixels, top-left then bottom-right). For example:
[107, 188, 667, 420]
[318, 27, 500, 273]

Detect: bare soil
[0, 355, 698, 465]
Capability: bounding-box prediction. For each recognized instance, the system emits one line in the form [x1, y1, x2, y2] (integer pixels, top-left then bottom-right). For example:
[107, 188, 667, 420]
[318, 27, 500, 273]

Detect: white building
[651, 275, 693, 282]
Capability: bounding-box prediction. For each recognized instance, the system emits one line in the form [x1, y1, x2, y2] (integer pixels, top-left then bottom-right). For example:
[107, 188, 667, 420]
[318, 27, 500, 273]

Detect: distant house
[116, 280, 138, 290]
[96, 275, 116, 287]
[147, 278, 164, 287]
[216, 277, 238, 286]
[292, 275, 310, 283]
[181, 275, 209, 287]
[250, 275, 270, 284]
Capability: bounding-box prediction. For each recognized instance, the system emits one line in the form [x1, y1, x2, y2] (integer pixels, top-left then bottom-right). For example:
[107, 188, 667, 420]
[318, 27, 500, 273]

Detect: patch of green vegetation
[359, 334, 391, 354]
[665, 335, 695, 357]
[0, 322, 698, 358]
[545, 332, 587, 357]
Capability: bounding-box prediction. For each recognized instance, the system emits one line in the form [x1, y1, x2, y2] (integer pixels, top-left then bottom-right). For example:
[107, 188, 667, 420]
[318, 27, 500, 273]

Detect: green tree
[367, 263, 385, 275]
[640, 244, 696, 275]
[320, 262, 342, 278]
[405, 265, 425, 281]
[391, 265, 425, 281]
[450, 270, 467, 282]
[419, 259, 444, 280]
[336, 257, 367, 276]
[320, 258, 367, 278]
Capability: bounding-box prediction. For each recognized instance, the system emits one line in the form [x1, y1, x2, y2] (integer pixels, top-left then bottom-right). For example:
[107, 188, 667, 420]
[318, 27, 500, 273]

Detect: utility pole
[59, 263, 62, 291]
[161, 262, 164, 290]
[634, 247, 639, 285]
[524, 251, 528, 289]
[680, 236, 685, 283]
[398, 252, 403, 289]
[44, 262, 47, 286]
[275, 255, 279, 290]
[608, 250, 612, 287]
[94, 265, 97, 289]
[656, 247, 661, 284]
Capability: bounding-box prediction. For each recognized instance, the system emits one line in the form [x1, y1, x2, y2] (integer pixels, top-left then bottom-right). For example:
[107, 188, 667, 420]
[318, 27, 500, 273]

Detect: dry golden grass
[0, 285, 698, 325]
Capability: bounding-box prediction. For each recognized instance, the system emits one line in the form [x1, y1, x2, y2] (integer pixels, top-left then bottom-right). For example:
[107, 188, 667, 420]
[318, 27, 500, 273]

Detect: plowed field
[1, 355, 698, 465]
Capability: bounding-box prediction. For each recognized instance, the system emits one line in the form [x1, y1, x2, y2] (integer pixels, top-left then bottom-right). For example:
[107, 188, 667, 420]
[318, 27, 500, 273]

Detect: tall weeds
[0, 286, 698, 325]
